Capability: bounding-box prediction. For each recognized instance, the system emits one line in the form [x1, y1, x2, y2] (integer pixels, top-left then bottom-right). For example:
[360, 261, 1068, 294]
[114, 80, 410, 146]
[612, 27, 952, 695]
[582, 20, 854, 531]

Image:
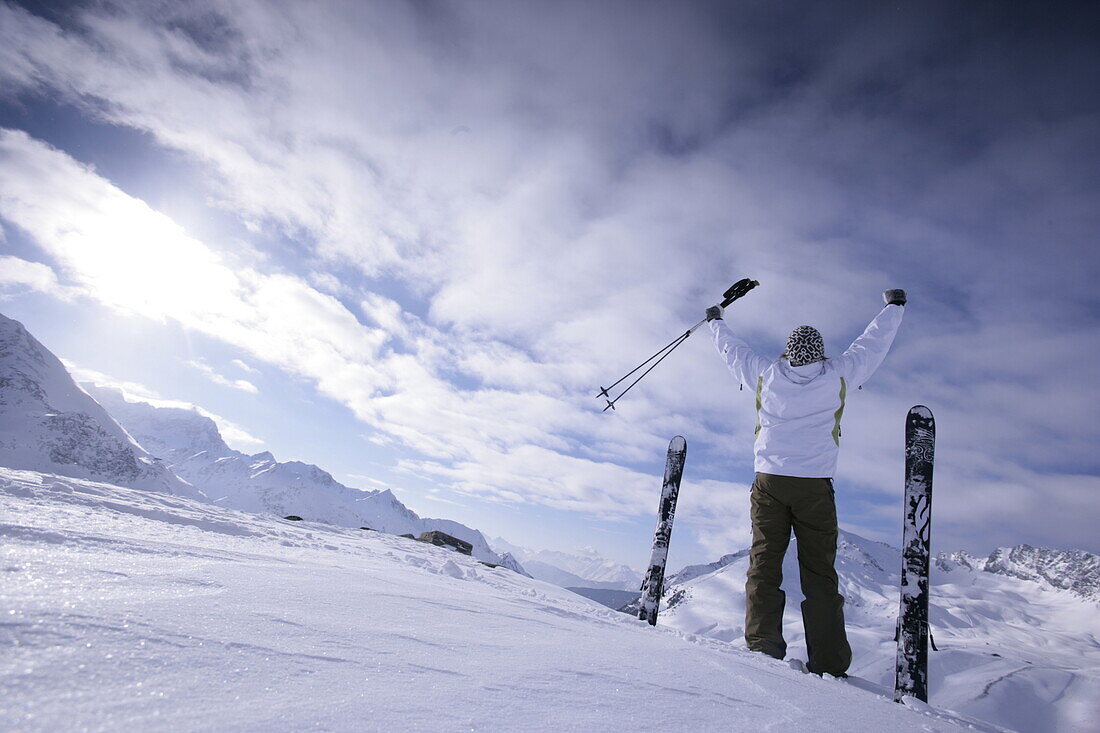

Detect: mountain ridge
[0, 311, 513, 568]
[0, 312, 202, 499]
[87, 384, 506, 564]
[491, 535, 641, 590]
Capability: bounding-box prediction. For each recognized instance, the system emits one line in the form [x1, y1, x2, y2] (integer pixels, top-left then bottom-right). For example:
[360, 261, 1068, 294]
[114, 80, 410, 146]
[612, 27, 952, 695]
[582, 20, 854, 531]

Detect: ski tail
[894, 405, 936, 703]
[638, 436, 687, 626]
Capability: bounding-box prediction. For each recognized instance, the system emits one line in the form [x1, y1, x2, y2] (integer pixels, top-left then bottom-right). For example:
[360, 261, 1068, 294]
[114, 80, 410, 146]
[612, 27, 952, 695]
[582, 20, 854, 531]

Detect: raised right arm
[832, 304, 904, 385]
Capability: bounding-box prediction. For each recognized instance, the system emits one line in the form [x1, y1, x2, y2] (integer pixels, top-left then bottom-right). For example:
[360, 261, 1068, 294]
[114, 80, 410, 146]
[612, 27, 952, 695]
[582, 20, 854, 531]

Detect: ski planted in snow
[894, 405, 936, 703]
[638, 436, 687, 626]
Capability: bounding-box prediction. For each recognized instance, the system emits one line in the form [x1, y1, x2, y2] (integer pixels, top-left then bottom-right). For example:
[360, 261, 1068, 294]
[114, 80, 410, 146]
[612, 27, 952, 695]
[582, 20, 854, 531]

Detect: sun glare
[52, 173, 245, 325]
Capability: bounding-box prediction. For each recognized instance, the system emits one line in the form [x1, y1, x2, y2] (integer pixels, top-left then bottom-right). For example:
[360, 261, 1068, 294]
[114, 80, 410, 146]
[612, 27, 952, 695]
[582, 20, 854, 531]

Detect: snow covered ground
[657, 532, 1100, 733]
[1, 468, 987, 732]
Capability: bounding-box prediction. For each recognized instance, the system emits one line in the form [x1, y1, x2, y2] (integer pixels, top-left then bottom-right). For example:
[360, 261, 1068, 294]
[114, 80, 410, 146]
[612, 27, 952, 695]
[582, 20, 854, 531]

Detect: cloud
[230, 358, 259, 374]
[1, 2, 1098, 557]
[0, 254, 78, 300]
[64, 361, 162, 403]
[0, 127, 392, 398]
[676, 478, 754, 560]
[187, 358, 259, 394]
[64, 361, 267, 451]
[0, 128, 665, 509]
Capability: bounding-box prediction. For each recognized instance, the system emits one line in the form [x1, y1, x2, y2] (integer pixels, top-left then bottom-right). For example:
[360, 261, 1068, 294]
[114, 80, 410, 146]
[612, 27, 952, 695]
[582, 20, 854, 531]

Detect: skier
[705, 289, 906, 677]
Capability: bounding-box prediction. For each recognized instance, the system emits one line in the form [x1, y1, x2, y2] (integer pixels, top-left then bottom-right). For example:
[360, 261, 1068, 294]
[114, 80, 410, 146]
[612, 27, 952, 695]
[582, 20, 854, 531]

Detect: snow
[0, 314, 199, 499]
[982, 545, 1100, 601]
[657, 531, 1100, 733]
[1, 468, 982, 732]
[85, 384, 504, 564]
[2, 312, 506, 570]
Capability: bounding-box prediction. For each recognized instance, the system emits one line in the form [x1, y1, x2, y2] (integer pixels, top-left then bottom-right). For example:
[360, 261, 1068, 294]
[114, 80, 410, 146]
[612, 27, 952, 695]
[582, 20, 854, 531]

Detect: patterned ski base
[894, 406, 935, 703]
[638, 436, 687, 626]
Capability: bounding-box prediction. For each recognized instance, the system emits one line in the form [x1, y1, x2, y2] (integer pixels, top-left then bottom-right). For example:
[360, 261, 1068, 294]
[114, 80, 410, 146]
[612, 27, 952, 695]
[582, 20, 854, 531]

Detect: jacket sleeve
[710, 320, 769, 385]
[833, 304, 904, 385]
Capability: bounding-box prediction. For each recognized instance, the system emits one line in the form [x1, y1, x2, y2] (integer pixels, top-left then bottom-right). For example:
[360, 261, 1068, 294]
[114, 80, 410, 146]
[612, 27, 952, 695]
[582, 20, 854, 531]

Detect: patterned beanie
[786, 326, 825, 367]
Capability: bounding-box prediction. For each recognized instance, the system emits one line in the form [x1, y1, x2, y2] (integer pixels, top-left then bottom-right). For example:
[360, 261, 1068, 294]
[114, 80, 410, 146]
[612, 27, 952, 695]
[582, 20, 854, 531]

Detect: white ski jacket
[710, 305, 904, 479]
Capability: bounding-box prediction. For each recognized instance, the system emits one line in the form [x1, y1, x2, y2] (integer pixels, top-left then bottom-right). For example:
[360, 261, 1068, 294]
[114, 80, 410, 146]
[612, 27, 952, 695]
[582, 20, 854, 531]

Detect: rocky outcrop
[983, 544, 1100, 602]
[418, 530, 473, 556]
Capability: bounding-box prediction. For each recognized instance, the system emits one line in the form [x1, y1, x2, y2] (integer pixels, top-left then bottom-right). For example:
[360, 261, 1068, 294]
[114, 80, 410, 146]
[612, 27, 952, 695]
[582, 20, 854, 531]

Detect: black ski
[894, 405, 936, 703]
[639, 436, 687, 626]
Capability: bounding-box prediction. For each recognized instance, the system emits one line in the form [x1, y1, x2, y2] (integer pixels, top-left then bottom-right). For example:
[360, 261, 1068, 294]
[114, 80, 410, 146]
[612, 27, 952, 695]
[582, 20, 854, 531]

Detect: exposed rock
[418, 530, 473, 556]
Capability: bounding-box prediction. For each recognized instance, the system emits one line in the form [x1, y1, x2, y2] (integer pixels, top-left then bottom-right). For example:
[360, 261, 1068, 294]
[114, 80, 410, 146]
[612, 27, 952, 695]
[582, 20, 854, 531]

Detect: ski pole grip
[720, 279, 759, 307]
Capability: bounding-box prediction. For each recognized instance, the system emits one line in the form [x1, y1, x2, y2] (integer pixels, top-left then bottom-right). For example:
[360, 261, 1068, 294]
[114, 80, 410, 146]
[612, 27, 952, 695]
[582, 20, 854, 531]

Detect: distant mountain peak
[0, 313, 201, 499]
[85, 385, 233, 461]
[665, 550, 749, 588]
[489, 537, 642, 589]
[983, 544, 1100, 602]
[931, 544, 1099, 602]
[496, 552, 532, 578]
[86, 383, 502, 564]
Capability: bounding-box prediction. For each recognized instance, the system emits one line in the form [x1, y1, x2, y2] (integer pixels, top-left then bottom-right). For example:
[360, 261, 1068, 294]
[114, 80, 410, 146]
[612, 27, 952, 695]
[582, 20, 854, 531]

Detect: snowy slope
[656, 531, 1100, 733]
[0, 467, 985, 732]
[87, 385, 504, 564]
[492, 536, 642, 590]
[0, 313, 201, 499]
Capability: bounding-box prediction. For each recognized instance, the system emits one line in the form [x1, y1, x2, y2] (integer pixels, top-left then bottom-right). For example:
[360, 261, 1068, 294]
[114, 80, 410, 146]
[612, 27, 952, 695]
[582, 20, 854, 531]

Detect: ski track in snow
[0, 468, 989, 732]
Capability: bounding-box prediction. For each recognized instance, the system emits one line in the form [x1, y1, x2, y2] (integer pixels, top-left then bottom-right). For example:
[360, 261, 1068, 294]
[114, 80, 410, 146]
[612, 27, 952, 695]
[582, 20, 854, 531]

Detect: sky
[0, 0, 1098, 570]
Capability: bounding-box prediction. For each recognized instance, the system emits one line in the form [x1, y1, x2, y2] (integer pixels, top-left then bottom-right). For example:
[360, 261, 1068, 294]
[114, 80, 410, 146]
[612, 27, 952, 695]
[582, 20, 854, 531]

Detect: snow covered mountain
[655, 530, 1100, 733]
[1, 467, 986, 732]
[522, 561, 634, 591]
[0, 313, 201, 499]
[495, 552, 532, 577]
[86, 385, 505, 564]
[666, 549, 750, 587]
[491, 536, 641, 590]
[979, 544, 1100, 602]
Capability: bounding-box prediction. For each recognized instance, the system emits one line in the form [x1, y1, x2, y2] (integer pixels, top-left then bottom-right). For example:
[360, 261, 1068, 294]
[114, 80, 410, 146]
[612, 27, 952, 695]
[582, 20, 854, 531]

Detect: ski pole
[597, 278, 759, 411]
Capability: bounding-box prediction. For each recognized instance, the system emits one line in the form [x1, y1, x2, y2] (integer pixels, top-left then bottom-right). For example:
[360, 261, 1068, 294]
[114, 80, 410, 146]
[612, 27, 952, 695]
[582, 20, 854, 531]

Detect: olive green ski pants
[745, 472, 852, 676]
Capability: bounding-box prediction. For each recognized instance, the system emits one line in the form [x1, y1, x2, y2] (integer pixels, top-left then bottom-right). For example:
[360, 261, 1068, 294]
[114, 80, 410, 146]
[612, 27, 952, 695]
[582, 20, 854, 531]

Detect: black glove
[884, 289, 907, 306]
[705, 305, 723, 321]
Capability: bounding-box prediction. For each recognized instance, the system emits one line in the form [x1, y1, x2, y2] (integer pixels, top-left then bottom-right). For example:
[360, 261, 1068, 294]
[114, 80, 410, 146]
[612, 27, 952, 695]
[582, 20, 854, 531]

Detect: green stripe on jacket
[832, 377, 847, 446]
